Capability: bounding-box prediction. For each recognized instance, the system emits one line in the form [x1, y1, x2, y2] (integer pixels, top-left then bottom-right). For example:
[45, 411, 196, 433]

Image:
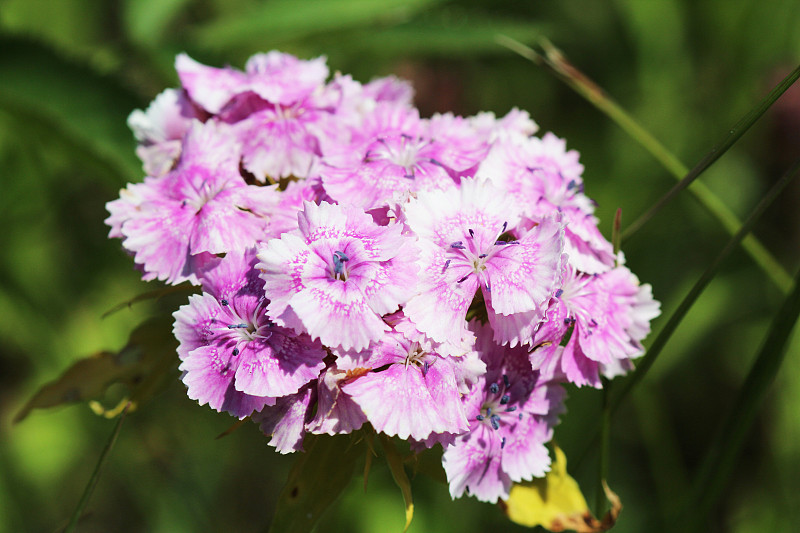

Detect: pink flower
[442, 321, 565, 503]
[320, 109, 489, 210]
[111, 120, 279, 284]
[340, 319, 470, 442]
[477, 133, 614, 274]
[257, 201, 419, 351]
[173, 250, 327, 418]
[530, 265, 661, 387]
[176, 51, 328, 114]
[403, 178, 565, 346]
[127, 88, 198, 176]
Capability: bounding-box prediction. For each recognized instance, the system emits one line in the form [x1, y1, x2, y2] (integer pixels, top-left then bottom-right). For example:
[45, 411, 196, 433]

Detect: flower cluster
[108, 51, 660, 503]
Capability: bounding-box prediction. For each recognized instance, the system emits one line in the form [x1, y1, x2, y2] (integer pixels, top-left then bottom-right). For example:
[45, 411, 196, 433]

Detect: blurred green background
[2, 1, 800, 531]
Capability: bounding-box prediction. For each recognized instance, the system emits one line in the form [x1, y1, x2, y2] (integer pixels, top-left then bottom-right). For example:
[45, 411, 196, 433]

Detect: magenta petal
[484, 216, 564, 316]
[253, 385, 315, 454]
[343, 358, 467, 440]
[442, 425, 510, 503]
[179, 344, 273, 419]
[289, 279, 390, 351]
[560, 338, 601, 388]
[404, 241, 478, 345]
[306, 368, 367, 435]
[234, 331, 326, 398]
[499, 416, 553, 482]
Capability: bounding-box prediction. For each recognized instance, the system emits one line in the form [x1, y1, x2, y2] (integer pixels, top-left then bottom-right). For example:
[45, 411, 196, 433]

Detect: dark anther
[442, 259, 451, 272]
[490, 414, 501, 430]
[468, 228, 475, 238]
[333, 250, 349, 276]
[502, 374, 510, 388]
[501, 437, 506, 449]
[489, 383, 499, 394]
[476, 414, 485, 421]
[555, 289, 563, 298]
[423, 361, 430, 376]
[450, 241, 465, 249]
[501, 221, 508, 233]
[500, 394, 510, 405]
[221, 299, 229, 306]
[232, 348, 239, 356]
[478, 254, 487, 258]
[228, 323, 248, 329]
[457, 274, 470, 283]
[505, 406, 518, 413]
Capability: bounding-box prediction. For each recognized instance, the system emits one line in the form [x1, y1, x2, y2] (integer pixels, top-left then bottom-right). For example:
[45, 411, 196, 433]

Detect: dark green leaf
[380, 435, 414, 532]
[268, 433, 365, 533]
[340, 21, 550, 57]
[14, 316, 177, 422]
[191, 0, 447, 50]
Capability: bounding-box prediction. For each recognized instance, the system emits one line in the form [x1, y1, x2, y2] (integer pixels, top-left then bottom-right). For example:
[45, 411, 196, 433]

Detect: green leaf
[340, 21, 550, 57]
[191, 0, 447, 50]
[379, 434, 414, 532]
[123, 0, 193, 47]
[14, 316, 177, 423]
[102, 283, 197, 318]
[0, 37, 143, 185]
[269, 433, 365, 533]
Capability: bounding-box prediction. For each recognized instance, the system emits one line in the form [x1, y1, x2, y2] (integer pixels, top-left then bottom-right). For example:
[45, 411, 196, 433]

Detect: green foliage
[269, 434, 366, 533]
[3, 1, 800, 532]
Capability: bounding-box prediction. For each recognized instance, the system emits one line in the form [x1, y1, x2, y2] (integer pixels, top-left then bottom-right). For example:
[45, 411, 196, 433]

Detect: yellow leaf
[501, 446, 621, 532]
[380, 434, 415, 532]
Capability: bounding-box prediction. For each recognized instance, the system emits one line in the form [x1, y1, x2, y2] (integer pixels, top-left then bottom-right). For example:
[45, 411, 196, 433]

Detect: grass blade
[610, 156, 800, 413]
[64, 402, 131, 533]
[623, 63, 800, 240]
[679, 265, 800, 532]
[496, 35, 795, 294]
[574, 156, 800, 473]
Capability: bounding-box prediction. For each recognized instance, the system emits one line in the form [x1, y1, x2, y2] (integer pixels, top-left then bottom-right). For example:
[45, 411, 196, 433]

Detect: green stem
[679, 265, 800, 532]
[496, 35, 797, 294]
[573, 157, 800, 472]
[64, 402, 130, 533]
[596, 380, 611, 518]
[611, 157, 800, 413]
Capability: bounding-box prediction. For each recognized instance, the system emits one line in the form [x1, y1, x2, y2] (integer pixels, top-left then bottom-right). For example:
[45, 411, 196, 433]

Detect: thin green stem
[496, 35, 797, 294]
[596, 380, 611, 518]
[679, 264, 800, 532]
[611, 157, 800, 413]
[625, 63, 800, 241]
[573, 157, 800, 472]
[64, 402, 131, 533]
